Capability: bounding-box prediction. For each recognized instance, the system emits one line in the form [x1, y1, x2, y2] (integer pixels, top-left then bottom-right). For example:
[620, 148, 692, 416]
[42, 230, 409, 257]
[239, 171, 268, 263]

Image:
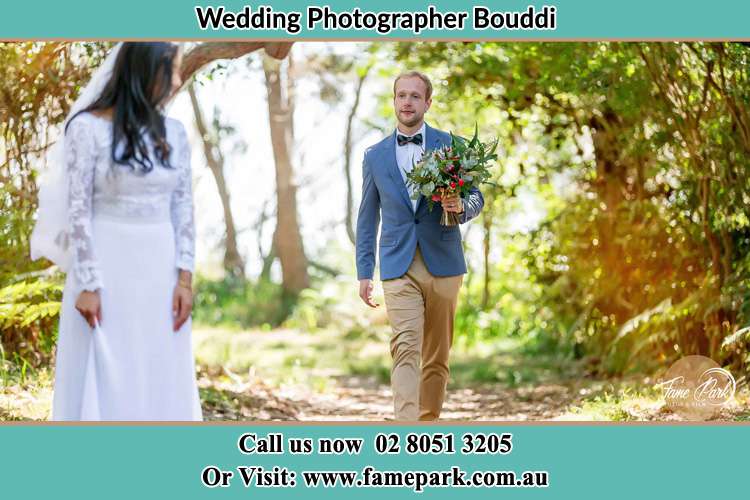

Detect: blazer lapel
[385, 130, 415, 210]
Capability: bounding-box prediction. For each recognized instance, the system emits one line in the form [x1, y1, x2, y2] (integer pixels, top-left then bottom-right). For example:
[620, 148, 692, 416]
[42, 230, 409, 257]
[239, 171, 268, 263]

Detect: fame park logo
[657, 355, 736, 420]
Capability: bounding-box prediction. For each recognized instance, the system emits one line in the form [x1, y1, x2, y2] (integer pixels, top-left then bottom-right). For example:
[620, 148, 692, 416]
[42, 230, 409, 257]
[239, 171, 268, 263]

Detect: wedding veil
[29, 42, 123, 271]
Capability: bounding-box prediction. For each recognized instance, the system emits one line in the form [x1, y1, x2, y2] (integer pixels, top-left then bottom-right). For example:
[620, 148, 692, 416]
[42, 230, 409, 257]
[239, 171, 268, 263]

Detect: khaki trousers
[382, 247, 463, 421]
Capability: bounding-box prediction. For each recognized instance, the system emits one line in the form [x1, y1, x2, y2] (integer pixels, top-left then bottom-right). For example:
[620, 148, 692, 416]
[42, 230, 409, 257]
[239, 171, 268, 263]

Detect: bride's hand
[75, 290, 102, 328]
[173, 271, 193, 332]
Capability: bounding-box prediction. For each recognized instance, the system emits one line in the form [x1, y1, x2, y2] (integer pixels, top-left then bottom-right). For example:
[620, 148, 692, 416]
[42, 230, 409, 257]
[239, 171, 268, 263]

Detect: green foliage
[284, 277, 390, 333]
[0, 275, 63, 366]
[192, 275, 291, 329]
[0, 43, 109, 265]
[1, 42, 109, 368]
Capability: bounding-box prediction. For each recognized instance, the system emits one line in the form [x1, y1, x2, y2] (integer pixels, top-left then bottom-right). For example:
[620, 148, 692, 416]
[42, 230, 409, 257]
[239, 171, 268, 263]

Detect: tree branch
[180, 42, 294, 82]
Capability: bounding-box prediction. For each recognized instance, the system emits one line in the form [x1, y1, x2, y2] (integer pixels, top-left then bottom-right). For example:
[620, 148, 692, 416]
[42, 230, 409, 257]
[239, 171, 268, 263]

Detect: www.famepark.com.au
[223, 465, 549, 492]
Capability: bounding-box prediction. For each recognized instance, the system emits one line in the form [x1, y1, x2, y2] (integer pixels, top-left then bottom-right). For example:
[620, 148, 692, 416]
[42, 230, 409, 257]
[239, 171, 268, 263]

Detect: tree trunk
[482, 208, 493, 309]
[187, 83, 245, 277]
[255, 199, 275, 281]
[263, 53, 309, 295]
[343, 66, 370, 245]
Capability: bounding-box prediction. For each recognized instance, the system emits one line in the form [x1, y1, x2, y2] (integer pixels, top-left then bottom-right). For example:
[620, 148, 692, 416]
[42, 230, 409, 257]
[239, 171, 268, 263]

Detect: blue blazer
[356, 123, 484, 281]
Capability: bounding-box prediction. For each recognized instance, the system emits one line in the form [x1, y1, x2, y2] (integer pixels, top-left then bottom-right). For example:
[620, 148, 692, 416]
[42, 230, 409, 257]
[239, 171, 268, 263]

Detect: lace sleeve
[66, 117, 103, 291]
[171, 121, 195, 273]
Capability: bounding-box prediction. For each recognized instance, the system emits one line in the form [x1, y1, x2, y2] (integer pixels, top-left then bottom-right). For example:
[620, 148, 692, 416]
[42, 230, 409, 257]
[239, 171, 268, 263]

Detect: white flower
[426, 156, 439, 175]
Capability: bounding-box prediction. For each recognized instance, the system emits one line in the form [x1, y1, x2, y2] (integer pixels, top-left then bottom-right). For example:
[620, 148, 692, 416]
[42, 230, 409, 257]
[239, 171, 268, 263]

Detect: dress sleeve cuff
[176, 257, 195, 274]
[76, 266, 103, 292]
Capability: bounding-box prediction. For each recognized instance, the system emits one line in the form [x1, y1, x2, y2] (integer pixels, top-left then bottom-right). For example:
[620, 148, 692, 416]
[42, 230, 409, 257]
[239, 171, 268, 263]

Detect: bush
[0, 275, 63, 367]
[192, 275, 290, 329]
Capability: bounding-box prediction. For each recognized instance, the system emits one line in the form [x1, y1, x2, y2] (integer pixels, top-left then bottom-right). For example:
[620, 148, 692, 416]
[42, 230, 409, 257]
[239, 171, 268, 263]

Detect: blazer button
[414, 218, 419, 224]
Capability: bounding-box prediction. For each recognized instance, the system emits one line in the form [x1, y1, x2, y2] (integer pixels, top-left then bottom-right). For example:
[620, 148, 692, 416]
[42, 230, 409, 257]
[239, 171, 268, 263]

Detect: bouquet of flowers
[406, 125, 498, 225]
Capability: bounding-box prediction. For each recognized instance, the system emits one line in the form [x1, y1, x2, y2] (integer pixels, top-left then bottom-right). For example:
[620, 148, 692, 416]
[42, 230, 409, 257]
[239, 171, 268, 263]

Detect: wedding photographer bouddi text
[194, 5, 557, 35]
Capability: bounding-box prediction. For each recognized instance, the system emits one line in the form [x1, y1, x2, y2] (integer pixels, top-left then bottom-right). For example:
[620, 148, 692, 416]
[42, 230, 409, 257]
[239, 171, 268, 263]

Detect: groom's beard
[397, 111, 423, 129]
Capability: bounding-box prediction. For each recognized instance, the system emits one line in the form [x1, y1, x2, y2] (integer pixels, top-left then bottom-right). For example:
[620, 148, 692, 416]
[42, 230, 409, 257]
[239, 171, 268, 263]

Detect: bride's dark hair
[67, 42, 179, 172]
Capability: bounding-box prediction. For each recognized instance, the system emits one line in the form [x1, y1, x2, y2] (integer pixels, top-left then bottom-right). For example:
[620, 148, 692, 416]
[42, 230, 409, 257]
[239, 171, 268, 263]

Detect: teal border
[1, 424, 747, 498]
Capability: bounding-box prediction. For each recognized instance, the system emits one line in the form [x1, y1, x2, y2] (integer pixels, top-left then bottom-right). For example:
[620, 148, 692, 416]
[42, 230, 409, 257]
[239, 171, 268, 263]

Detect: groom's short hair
[393, 71, 433, 101]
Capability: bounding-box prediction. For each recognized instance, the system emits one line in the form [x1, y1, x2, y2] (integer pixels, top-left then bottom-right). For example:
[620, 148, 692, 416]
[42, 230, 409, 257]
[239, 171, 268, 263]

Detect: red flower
[450, 182, 456, 189]
[458, 179, 465, 187]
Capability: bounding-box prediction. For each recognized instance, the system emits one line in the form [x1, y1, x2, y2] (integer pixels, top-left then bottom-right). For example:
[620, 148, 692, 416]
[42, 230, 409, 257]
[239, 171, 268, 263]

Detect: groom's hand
[441, 193, 464, 213]
[358, 279, 380, 308]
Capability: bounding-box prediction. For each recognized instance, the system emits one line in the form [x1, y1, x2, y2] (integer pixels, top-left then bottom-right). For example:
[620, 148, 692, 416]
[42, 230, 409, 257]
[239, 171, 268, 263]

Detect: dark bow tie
[397, 133, 423, 147]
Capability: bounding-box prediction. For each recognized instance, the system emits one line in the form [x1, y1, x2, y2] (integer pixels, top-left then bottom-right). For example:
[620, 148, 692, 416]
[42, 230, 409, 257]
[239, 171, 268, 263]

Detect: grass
[191, 325, 580, 391]
[556, 379, 750, 421]
[558, 385, 661, 421]
[192, 325, 393, 390]
[450, 337, 578, 388]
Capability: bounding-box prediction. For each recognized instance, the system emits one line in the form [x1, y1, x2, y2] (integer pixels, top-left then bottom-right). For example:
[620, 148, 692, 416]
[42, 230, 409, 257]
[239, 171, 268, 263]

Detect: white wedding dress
[51, 112, 203, 421]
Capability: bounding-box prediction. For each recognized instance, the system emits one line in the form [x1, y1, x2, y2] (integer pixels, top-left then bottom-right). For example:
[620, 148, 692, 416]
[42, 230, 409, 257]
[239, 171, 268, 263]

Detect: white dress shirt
[395, 122, 426, 213]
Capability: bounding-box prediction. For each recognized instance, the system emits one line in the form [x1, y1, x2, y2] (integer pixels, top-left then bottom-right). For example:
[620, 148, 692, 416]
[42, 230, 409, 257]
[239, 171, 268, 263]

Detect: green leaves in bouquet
[449, 124, 499, 192]
[450, 131, 467, 151]
[469, 122, 480, 149]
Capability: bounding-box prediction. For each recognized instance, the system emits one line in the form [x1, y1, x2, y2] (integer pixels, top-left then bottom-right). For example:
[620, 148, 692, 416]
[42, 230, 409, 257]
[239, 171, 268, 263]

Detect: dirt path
[194, 326, 611, 421]
[199, 373, 576, 421]
[198, 368, 750, 422]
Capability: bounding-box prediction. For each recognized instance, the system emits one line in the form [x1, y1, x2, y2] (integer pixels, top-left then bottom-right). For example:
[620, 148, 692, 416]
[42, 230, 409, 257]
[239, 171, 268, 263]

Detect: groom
[356, 71, 484, 421]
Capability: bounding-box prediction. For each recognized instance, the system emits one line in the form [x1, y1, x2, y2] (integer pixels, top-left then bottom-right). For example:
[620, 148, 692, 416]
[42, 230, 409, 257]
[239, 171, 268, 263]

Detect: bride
[33, 42, 202, 420]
